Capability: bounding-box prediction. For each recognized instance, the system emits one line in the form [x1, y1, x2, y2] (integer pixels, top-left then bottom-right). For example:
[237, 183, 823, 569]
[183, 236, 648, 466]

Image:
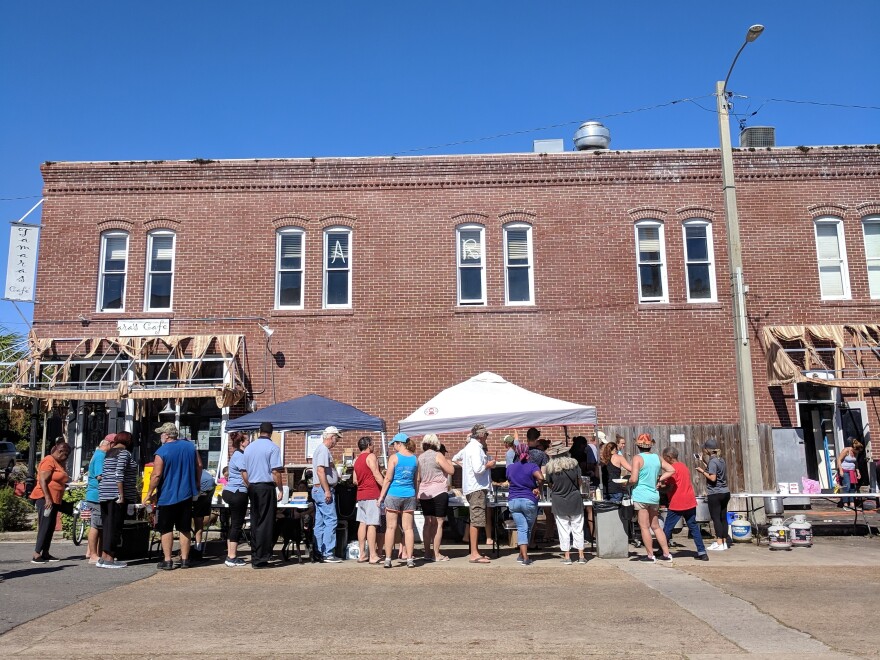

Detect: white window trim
[275, 227, 305, 310]
[861, 215, 880, 300]
[323, 226, 352, 309]
[144, 229, 176, 312]
[682, 218, 717, 303]
[96, 230, 129, 313]
[814, 216, 851, 300]
[634, 220, 668, 303]
[503, 222, 535, 306]
[456, 224, 486, 306]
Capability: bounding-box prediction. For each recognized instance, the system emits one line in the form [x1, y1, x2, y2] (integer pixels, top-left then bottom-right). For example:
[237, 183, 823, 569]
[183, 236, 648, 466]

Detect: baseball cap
[323, 426, 342, 438]
[155, 422, 179, 435]
[390, 432, 409, 445]
[471, 423, 489, 436]
[703, 438, 719, 450]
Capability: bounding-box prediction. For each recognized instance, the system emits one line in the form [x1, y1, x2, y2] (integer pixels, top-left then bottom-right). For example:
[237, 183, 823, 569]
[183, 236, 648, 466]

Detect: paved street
[1, 534, 879, 658]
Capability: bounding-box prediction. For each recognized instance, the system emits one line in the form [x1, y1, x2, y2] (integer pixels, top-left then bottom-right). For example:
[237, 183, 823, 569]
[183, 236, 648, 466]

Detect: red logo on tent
[424, 406, 438, 416]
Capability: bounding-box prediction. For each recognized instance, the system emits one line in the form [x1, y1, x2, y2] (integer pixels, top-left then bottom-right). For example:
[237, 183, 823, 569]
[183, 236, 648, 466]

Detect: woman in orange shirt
[29, 442, 71, 563]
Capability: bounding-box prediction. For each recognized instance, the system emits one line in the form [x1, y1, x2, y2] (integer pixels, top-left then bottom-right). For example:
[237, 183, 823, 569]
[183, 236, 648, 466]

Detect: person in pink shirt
[661, 447, 708, 561]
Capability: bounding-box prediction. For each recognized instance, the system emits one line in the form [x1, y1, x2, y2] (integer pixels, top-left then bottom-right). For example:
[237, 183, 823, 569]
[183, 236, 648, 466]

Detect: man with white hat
[312, 426, 342, 562]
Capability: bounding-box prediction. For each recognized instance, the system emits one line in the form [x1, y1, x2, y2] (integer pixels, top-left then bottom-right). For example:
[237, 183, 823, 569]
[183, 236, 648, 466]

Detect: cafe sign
[4, 222, 40, 302]
[116, 319, 170, 337]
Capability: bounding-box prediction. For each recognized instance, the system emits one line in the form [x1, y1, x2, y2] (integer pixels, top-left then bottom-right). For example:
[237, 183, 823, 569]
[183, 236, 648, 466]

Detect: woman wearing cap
[505, 443, 544, 566]
[696, 438, 730, 551]
[379, 433, 420, 568]
[629, 433, 675, 562]
[545, 441, 587, 564]
[418, 433, 455, 562]
[600, 440, 632, 505]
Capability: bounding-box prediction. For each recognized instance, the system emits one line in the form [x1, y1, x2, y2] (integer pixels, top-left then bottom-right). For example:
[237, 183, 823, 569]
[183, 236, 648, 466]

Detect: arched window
[276, 227, 305, 309]
[814, 216, 850, 300]
[682, 219, 716, 302]
[324, 227, 352, 308]
[634, 220, 667, 303]
[503, 223, 534, 305]
[97, 230, 129, 311]
[145, 230, 176, 311]
[457, 224, 486, 305]
[861, 215, 880, 299]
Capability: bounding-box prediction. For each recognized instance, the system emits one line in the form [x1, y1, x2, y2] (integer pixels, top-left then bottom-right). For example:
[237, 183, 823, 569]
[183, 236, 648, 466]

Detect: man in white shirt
[453, 423, 496, 563]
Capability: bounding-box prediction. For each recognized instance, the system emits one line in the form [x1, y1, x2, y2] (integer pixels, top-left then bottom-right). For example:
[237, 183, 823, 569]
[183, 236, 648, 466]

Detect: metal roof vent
[739, 126, 775, 148]
[533, 138, 565, 153]
[573, 121, 611, 150]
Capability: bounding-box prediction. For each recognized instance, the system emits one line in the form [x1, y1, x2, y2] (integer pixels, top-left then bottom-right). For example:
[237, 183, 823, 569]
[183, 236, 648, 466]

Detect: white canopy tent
[398, 372, 597, 435]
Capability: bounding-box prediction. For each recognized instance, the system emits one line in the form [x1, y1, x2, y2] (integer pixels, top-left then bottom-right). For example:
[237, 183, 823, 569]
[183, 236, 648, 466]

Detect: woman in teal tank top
[378, 433, 421, 568]
[629, 434, 675, 562]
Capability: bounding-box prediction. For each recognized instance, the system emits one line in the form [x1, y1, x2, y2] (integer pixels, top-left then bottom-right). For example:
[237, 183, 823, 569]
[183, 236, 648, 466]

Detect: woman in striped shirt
[98, 431, 138, 569]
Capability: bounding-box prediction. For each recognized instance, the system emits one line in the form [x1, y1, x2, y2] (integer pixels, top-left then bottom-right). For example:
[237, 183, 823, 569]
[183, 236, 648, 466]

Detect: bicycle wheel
[73, 517, 87, 546]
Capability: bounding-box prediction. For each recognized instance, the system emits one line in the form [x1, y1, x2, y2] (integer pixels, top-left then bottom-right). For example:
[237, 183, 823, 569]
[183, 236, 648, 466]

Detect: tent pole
[564, 425, 570, 446]
[380, 431, 388, 469]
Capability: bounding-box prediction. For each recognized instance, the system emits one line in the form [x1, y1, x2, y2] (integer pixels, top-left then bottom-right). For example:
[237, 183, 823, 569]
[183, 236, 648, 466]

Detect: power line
[390, 95, 715, 155]
[0, 194, 42, 202]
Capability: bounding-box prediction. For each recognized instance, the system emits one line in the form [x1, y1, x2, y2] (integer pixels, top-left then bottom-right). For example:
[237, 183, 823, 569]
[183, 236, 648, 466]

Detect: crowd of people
[24, 420, 736, 570]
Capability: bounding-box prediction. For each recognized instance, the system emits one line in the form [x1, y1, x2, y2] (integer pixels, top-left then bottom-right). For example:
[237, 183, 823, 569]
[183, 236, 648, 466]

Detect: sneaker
[31, 556, 48, 564]
[323, 555, 343, 563]
[708, 542, 721, 551]
[156, 561, 175, 570]
[561, 558, 573, 565]
[578, 558, 588, 565]
[225, 557, 246, 567]
[696, 553, 709, 561]
[384, 558, 392, 569]
[106, 560, 128, 569]
[407, 558, 415, 568]
[179, 559, 192, 569]
[715, 544, 727, 552]
[521, 559, 533, 566]
[41, 554, 61, 562]
[642, 555, 656, 562]
[658, 554, 674, 563]
[516, 556, 525, 564]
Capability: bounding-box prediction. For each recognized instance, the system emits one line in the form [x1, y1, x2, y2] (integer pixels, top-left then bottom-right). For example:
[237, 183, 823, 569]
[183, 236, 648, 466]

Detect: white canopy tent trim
[398, 371, 597, 436]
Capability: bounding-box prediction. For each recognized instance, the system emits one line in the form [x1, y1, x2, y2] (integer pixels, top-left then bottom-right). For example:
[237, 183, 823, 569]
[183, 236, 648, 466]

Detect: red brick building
[22, 145, 880, 485]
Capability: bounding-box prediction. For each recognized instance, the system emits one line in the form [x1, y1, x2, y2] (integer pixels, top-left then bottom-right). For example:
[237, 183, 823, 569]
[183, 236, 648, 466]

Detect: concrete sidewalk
[1, 536, 878, 657]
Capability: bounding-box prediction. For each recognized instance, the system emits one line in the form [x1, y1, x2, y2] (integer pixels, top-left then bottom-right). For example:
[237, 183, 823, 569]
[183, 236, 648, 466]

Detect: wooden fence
[598, 424, 777, 504]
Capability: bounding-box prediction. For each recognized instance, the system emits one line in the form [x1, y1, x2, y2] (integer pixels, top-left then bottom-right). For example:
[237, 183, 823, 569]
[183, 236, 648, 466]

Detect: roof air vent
[739, 126, 775, 148]
[573, 121, 610, 151]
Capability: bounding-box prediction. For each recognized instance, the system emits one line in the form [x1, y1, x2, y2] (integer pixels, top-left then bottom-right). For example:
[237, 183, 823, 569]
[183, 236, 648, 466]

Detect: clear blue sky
[1, 1, 878, 333]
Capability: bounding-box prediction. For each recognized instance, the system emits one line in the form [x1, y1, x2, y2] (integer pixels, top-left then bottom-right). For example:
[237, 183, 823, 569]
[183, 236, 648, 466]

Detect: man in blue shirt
[145, 422, 201, 570]
[242, 422, 283, 568]
[85, 435, 113, 564]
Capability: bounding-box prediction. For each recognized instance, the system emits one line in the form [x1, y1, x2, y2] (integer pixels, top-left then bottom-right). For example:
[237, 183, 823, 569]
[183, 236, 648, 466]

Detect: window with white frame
[276, 228, 304, 309]
[814, 217, 850, 300]
[97, 231, 129, 311]
[634, 220, 668, 303]
[324, 227, 351, 308]
[457, 225, 486, 305]
[682, 219, 716, 302]
[504, 223, 534, 305]
[145, 230, 175, 311]
[862, 215, 880, 299]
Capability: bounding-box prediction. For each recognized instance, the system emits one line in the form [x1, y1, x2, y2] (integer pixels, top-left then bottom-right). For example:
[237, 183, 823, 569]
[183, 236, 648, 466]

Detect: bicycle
[71, 500, 91, 546]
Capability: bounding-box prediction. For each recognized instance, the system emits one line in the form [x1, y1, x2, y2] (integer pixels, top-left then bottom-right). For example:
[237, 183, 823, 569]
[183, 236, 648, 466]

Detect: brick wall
[34, 147, 880, 462]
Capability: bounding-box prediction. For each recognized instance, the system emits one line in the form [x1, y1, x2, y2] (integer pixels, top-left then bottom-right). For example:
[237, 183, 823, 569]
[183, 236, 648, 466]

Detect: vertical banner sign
[4, 222, 41, 302]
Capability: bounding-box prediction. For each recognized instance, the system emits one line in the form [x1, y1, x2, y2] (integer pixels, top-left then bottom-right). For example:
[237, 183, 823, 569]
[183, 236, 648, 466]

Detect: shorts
[419, 492, 449, 518]
[633, 501, 659, 513]
[156, 499, 193, 535]
[356, 499, 381, 525]
[192, 493, 212, 518]
[384, 495, 417, 513]
[85, 501, 102, 529]
[466, 490, 487, 527]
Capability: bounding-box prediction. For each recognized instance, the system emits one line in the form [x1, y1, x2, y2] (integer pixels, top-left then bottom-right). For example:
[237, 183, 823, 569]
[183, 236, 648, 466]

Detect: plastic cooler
[594, 501, 630, 558]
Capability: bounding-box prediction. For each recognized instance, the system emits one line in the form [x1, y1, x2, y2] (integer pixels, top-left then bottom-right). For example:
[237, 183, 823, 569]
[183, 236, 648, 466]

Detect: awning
[0, 333, 247, 407]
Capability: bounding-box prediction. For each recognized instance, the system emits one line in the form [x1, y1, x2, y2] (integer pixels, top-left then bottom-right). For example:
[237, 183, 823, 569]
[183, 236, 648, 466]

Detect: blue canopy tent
[222, 394, 387, 470]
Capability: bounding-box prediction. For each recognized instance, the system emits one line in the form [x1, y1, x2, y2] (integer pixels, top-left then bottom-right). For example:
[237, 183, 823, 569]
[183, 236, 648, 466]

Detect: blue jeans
[663, 507, 707, 555]
[840, 471, 857, 506]
[312, 487, 338, 558]
[508, 498, 538, 546]
[608, 492, 624, 504]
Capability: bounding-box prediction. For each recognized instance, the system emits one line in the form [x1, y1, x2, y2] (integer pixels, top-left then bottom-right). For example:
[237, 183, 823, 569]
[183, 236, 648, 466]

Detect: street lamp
[716, 24, 765, 518]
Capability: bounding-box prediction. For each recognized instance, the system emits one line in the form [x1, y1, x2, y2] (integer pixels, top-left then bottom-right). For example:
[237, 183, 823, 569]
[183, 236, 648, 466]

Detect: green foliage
[61, 486, 86, 540]
[16, 439, 29, 453]
[0, 487, 33, 531]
